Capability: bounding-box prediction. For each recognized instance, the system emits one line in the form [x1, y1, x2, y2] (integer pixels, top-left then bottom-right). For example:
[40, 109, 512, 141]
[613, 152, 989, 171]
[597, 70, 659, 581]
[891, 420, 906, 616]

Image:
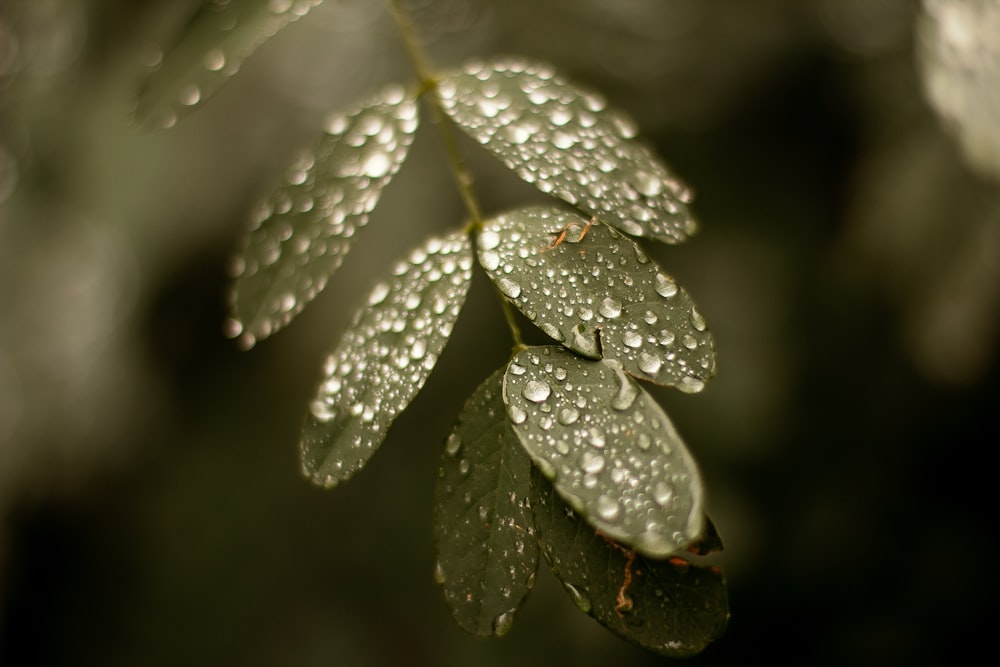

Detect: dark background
[1, 0, 997, 664]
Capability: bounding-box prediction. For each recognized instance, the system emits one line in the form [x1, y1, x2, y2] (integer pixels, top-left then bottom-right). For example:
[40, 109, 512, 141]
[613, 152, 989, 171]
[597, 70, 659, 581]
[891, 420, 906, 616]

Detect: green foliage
[139, 0, 729, 657]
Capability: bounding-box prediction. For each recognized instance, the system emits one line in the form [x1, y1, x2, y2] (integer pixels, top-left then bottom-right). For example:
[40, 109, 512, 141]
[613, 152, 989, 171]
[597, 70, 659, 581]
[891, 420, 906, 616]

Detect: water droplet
[678, 376, 706, 393]
[493, 610, 515, 636]
[445, 433, 462, 456]
[480, 250, 500, 270]
[581, 451, 606, 474]
[557, 407, 579, 425]
[654, 481, 674, 507]
[204, 49, 226, 71]
[690, 307, 706, 331]
[633, 169, 663, 197]
[599, 296, 622, 318]
[610, 374, 639, 411]
[311, 399, 336, 422]
[479, 229, 501, 250]
[459, 459, 471, 476]
[637, 433, 652, 450]
[180, 84, 201, 106]
[508, 405, 527, 424]
[522, 380, 551, 403]
[643, 310, 658, 325]
[497, 277, 522, 299]
[638, 352, 662, 375]
[596, 495, 621, 521]
[362, 152, 392, 178]
[433, 561, 446, 584]
[368, 283, 389, 306]
[563, 583, 592, 613]
[622, 330, 642, 348]
[655, 273, 678, 298]
[682, 335, 698, 350]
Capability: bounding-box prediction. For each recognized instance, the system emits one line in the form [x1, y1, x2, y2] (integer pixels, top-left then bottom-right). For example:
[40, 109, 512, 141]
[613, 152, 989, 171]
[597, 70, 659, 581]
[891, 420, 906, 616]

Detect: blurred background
[1, 0, 998, 664]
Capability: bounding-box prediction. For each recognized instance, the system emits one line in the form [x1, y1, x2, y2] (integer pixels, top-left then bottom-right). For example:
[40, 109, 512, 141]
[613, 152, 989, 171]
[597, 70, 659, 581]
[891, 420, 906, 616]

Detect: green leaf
[480, 206, 715, 393]
[531, 471, 729, 658]
[135, 0, 324, 129]
[226, 85, 420, 349]
[439, 57, 697, 244]
[433, 369, 539, 637]
[300, 230, 473, 488]
[503, 346, 704, 557]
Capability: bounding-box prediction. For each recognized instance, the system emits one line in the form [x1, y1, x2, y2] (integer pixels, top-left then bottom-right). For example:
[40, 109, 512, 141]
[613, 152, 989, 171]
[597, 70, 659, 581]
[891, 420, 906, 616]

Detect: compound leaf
[531, 472, 729, 658]
[503, 346, 704, 558]
[439, 57, 697, 244]
[434, 369, 539, 637]
[135, 0, 325, 129]
[300, 230, 472, 488]
[480, 206, 715, 392]
[226, 85, 420, 349]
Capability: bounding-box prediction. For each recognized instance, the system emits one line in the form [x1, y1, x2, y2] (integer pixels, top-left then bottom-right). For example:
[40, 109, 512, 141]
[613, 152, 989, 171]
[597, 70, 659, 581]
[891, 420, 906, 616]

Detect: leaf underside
[434, 369, 539, 637]
[227, 84, 420, 349]
[300, 230, 472, 488]
[439, 56, 697, 244]
[135, 0, 325, 129]
[503, 346, 704, 558]
[531, 471, 729, 658]
[480, 206, 715, 392]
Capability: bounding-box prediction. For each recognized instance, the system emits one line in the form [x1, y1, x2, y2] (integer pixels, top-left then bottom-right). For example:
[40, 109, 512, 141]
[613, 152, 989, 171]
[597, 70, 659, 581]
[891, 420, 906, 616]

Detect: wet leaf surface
[503, 346, 704, 557]
[479, 206, 715, 392]
[227, 85, 419, 349]
[300, 230, 472, 487]
[439, 57, 697, 244]
[531, 471, 729, 658]
[434, 369, 539, 637]
[135, 0, 325, 129]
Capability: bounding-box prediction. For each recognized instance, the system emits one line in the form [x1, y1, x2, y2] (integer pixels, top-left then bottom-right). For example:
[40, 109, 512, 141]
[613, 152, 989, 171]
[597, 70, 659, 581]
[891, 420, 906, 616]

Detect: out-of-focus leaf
[135, 0, 324, 129]
[503, 346, 704, 557]
[918, 0, 1000, 182]
[300, 231, 472, 488]
[479, 206, 715, 392]
[439, 57, 697, 244]
[226, 85, 419, 349]
[434, 369, 539, 637]
[531, 471, 729, 658]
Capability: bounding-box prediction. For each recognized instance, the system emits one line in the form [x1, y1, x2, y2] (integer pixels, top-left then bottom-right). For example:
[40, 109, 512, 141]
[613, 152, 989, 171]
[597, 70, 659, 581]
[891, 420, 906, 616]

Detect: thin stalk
[388, 0, 524, 350]
[388, 0, 483, 228]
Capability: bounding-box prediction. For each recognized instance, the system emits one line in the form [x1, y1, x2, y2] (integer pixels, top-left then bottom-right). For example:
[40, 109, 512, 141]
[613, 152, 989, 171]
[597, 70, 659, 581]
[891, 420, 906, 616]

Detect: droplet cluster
[227, 85, 419, 349]
[136, 0, 325, 129]
[503, 346, 704, 557]
[300, 231, 472, 488]
[434, 370, 538, 637]
[438, 57, 697, 244]
[479, 206, 715, 392]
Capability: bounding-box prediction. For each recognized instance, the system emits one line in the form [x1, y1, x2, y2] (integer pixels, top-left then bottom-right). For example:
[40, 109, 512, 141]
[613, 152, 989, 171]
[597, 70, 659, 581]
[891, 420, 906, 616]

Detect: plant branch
[389, 0, 483, 228]
[389, 0, 524, 350]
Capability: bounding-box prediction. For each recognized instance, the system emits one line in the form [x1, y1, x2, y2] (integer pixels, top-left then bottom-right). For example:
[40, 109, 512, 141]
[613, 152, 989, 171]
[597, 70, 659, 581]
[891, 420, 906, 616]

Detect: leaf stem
[388, 0, 483, 228]
[389, 0, 525, 351]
